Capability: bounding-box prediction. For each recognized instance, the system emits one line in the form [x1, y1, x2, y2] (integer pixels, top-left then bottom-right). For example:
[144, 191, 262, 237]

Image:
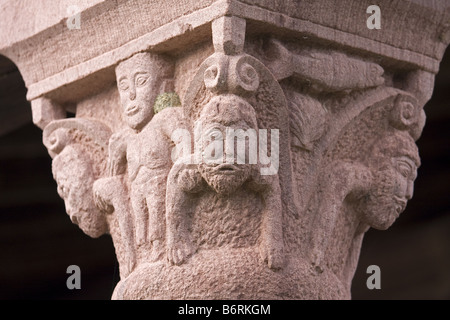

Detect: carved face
[52, 145, 108, 238]
[198, 121, 253, 195]
[116, 53, 160, 131]
[196, 95, 258, 195]
[361, 133, 420, 230]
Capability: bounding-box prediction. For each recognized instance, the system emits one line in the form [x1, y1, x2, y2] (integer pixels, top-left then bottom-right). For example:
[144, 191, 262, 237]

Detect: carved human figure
[52, 144, 108, 238]
[93, 52, 182, 272]
[166, 94, 284, 269]
[125, 104, 185, 260]
[310, 130, 420, 271]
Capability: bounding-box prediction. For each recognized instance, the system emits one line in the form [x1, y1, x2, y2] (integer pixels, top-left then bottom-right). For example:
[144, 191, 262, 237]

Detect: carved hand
[167, 235, 195, 266]
[92, 178, 114, 213]
[171, 157, 205, 193]
[165, 159, 200, 266]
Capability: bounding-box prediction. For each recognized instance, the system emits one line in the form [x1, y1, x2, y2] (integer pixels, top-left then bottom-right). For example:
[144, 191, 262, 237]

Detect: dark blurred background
[0, 47, 449, 300]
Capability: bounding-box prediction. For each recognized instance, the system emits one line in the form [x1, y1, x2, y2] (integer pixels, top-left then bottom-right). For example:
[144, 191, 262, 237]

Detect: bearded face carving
[195, 95, 257, 196]
[359, 132, 420, 230]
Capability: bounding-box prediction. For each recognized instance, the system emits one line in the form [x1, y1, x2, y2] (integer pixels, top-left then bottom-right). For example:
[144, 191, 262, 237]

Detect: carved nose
[129, 90, 136, 100]
[405, 181, 414, 200]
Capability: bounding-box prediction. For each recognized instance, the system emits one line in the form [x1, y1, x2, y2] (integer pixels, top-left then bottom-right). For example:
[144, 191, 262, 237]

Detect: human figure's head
[358, 131, 420, 230]
[115, 52, 173, 131]
[52, 145, 108, 238]
[196, 94, 258, 195]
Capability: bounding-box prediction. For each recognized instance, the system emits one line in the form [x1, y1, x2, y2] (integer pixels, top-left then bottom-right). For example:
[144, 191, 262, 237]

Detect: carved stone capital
[2, 0, 448, 299]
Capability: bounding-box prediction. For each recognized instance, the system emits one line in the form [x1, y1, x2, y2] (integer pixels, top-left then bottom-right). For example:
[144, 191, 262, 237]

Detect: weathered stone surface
[1, 0, 449, 300]
[31, 98, 66, 130]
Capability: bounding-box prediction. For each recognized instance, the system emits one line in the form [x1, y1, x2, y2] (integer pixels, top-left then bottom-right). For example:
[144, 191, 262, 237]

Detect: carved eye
[119, 80, 129, 91]
[203, 127, 223, 143]
[397, 161, 412, 178]
[136, 75, 149, 87]
[209, 129, 222, 140]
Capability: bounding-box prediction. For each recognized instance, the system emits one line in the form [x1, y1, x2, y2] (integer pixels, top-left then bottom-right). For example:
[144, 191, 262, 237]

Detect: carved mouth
[393, 197, 407, 215]
[126, 105, 140, 116]
[215, 164, 238, 173]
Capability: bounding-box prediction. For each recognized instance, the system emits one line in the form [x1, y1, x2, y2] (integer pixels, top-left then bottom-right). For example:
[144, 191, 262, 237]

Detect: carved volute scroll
[30, 2, 449, 300]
